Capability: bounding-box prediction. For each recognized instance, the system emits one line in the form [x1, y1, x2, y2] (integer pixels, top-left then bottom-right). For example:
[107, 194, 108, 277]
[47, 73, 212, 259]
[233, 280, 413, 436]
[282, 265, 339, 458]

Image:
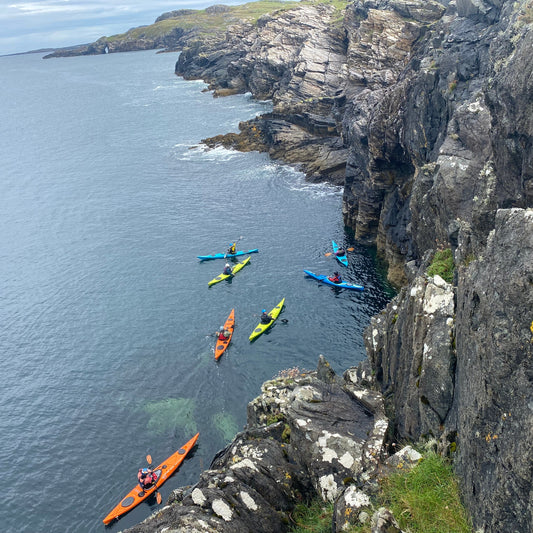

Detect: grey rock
[123, 359, 389, 532]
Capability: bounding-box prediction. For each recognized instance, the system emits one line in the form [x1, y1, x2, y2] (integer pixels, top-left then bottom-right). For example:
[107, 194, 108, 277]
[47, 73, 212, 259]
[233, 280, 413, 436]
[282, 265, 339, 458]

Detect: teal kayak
[332, 240, 348, 267]
[304, 270, 364, 291]
[198, 249, 259, 261]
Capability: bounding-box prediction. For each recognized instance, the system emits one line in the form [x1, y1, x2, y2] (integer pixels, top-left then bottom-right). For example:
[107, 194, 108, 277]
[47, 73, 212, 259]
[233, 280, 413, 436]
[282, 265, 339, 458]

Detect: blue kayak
[332, 240, 348, 266]
[304, 270, 364, 291]
[198, 249, 259, 261]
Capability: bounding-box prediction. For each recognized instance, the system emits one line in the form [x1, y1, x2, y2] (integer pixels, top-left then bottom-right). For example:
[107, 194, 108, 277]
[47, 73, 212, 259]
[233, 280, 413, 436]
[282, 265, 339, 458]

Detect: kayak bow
[215, 309, 235, 360]
[303, 270, 364, 291]
[249, 298, 285, 341]
[102, 433, 199, 525]
[332, 240, 348, 267]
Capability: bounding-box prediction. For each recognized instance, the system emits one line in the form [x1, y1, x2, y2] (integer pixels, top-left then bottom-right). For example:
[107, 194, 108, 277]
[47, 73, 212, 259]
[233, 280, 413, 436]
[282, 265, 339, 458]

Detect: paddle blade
[325, 252, 333, 257]
[146, 454, 152, 466]
[347, 247, 355, 252]
[156, 491, 162, 504]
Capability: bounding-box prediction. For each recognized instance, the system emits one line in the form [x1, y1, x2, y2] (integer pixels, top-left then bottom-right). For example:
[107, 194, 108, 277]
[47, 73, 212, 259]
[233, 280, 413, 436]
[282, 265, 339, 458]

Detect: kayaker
[260, 309, 273, 324]
[137, 468, 157, 491]
[329, 272, 342, 284]
[335, 248, 346, 256]
[227, 242, 236, 255]
[222, 263, 232, 275]
[217, 326, 231, 340]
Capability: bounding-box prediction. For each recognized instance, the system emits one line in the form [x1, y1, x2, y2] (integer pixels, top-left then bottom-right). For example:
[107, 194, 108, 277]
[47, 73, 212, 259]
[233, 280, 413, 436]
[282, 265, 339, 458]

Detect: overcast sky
[0, 0, 246, 56]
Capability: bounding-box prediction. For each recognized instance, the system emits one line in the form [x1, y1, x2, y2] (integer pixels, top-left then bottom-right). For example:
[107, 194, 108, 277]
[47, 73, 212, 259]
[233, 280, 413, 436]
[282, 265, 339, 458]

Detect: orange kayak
[215, 308, 235, 360]
[103, 432, 199, 525]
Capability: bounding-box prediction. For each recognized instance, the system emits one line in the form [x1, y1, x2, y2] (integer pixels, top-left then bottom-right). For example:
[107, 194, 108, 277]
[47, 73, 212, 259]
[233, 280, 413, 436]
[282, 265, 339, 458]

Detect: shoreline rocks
[122, 356, 390, 532]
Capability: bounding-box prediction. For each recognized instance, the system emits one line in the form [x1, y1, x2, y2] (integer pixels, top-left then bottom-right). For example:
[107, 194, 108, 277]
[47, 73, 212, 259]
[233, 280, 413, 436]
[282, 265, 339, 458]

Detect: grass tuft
[288, 450, 472, 533]
[427, 248, 454, 283]
[380, 452, 471, 533]
[289, 499, 334, 533]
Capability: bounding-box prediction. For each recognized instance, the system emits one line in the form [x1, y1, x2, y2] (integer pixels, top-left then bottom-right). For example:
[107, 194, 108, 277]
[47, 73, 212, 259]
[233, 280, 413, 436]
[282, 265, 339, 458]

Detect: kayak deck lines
[215, 309, 235, 360]
[208, 256, 251, 286]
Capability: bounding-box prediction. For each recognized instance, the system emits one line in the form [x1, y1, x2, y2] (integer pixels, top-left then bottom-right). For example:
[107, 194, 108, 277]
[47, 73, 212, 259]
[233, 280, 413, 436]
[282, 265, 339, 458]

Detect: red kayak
[103, 432, 199, 525]
[215, 309, 235, 360]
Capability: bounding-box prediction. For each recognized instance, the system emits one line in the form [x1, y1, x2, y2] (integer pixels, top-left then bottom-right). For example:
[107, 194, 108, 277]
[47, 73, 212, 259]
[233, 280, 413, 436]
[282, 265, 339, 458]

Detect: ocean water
[0, 50, 393, 532]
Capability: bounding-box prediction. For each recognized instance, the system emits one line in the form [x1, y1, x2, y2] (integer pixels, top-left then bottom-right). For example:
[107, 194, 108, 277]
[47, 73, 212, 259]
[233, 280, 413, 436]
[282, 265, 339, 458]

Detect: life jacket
[261, 314, 272, 324]
[138, 469, 157, 488]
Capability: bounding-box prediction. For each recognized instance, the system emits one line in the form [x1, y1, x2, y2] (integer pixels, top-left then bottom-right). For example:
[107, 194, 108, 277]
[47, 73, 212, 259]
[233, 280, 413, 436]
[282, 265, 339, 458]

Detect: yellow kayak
[249, 298, 285, 341]
[208, 256, 251, 287]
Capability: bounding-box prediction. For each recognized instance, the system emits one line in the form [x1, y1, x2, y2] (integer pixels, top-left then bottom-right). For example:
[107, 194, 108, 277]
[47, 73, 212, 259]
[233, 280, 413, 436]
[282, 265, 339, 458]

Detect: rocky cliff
[172, 1, 533, 531]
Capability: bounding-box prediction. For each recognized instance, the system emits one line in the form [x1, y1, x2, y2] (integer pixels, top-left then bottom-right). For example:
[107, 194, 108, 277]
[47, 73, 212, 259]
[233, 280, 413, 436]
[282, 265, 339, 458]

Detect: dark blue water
[0, 50, 393, 532]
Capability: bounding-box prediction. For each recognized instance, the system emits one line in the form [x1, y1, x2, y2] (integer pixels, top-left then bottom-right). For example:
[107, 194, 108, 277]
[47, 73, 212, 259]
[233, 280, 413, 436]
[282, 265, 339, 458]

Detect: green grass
[288, 451, 471, 533]
[427, 248, 454, 283]
[380, 452, 471, 533]
[289, 499, 334, 533]
[101, 0, 349, 42]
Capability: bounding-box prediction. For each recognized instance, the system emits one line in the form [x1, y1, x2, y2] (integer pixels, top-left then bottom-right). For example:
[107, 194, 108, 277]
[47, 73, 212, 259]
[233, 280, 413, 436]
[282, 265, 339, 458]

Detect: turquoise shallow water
[0, 50, 392, 532]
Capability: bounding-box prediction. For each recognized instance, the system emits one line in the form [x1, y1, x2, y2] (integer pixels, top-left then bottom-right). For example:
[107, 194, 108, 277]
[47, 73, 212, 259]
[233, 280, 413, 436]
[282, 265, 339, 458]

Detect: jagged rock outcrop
[364, 271, 456, 440]
[364, 207, 533, 532]
[453, 208, 533, 532]
[122, 357, 390, 533]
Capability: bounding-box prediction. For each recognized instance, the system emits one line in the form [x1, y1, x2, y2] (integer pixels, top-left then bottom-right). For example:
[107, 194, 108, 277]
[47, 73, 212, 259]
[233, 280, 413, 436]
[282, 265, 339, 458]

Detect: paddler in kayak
[335, 248, 346, 257]
[137, 468, 157, 491]
[227, 242, 236, 255]
[222, 263, 232, 275]
[260, 309, 273, 324]
[217, 326, 231, 340]
[328, 272, 343, 284]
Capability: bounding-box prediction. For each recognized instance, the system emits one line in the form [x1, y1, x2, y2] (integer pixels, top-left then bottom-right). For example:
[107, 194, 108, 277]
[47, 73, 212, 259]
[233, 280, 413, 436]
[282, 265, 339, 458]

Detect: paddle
[145, 454, 162, 504]
[224, 236, 244, 258]
[325, 247, 354, 257]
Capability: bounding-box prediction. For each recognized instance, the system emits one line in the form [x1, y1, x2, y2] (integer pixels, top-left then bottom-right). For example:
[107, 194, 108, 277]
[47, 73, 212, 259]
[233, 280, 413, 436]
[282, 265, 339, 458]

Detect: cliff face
[172, 1, 533, 531]
[367, 208, 533, 532]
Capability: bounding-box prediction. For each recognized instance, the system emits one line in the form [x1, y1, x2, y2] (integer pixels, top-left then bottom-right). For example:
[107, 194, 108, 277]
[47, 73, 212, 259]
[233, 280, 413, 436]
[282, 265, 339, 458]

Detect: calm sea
[0, 50, 393, 532]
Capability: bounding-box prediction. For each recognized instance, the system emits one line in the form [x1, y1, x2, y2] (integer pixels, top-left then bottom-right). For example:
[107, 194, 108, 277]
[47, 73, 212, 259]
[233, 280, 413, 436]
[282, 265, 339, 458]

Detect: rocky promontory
[122, 356, 406, 532]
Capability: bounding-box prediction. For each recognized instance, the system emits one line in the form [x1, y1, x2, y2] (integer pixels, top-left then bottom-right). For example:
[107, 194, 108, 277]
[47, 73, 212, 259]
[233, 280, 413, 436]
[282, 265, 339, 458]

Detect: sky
[0, 0, 246, 56]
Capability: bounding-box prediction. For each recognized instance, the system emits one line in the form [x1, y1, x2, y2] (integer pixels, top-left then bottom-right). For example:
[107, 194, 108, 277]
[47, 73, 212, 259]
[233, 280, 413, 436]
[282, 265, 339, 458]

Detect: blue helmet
[142, 468, 149, 474]
[262, 309, 266, 313]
